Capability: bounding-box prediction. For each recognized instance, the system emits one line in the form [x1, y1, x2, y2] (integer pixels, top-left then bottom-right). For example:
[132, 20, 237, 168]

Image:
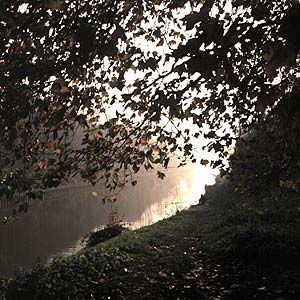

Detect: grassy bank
[1, 184, 300, 299]
[205, 182, 300, 264]
[1, 207, 215, 300]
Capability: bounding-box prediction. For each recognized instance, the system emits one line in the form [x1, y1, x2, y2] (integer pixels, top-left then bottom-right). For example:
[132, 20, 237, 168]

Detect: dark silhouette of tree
[1, 0, 299, 213]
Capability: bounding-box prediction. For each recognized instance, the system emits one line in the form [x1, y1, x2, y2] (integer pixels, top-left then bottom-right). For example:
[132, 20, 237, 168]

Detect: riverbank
[1, 181, 300, 300]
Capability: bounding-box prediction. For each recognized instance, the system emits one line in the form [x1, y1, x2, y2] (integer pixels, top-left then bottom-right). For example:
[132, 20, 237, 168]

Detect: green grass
[203, 193, 300, 265]
[2, 189, 300, 299]
[2, 207, 214, 300]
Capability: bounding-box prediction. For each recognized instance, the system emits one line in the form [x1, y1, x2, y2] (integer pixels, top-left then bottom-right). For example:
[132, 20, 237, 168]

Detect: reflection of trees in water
[0, 186, 104, 276]
[131, 174, 197, 229]
[0, 170, 196, 276]
[115, 171, 195, 225]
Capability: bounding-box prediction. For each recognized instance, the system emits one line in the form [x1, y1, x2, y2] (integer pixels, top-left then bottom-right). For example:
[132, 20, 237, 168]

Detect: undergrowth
[204, 192, 300, 265]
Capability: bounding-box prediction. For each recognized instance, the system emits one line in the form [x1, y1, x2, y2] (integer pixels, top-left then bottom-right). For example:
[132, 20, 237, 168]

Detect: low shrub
[84, 224, 129, 248]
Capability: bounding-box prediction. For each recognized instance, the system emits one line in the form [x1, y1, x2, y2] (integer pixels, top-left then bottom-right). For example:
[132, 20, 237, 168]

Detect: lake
[0, 165, 216, 277]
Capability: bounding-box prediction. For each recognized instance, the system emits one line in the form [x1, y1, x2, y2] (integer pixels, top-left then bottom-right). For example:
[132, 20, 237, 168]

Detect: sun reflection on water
[130, 164, 217, 230]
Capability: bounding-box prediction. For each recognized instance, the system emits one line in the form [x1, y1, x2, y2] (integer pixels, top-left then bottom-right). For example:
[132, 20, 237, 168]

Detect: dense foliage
[1, 0, 300, 214]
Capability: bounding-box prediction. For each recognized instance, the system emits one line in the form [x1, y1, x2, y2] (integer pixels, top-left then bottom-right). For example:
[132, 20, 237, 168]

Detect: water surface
[0, 165, 215, 276]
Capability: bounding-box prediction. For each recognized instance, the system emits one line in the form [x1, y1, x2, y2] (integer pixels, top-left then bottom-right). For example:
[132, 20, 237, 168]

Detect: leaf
[111, 26, 127, 42]
[60, 86, 69, 94]
[92, 192, 98, 197]
[53, 148, 62, 155]
[163, 157, 170, 169]
[212, 160, 222, 168]
[255, 99, 267, 113]
[168, 138, 176, 145]
[158, 271, 168, 277]
[109, 195, 117, 203]
[183, 12, 202, 30]
[157, 39, 164, 47]
[201, 159, 209, 166]
[133, 165, 140, 173]
[168, 0, 187, 9]
[213, 142, 223, 152]
[89, 128, 101, 139]
[37, 159, 49, 170]
[157, 171, 166, 180]
[144, 58, 158, 70]
[140, 137, 148, 145]
[131, 180, 137, 186]
[76, 115, 88, 127]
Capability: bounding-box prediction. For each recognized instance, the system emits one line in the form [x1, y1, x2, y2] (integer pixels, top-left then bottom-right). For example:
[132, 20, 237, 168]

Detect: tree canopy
[1, 0, 300, 214]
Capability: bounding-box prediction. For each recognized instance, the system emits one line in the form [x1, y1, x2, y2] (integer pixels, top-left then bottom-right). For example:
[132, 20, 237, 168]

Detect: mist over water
[0, 165, 215, 277]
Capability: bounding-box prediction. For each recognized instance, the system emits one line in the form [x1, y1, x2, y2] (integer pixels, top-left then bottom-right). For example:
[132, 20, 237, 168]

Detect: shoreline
[1, 182, 300, 299]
